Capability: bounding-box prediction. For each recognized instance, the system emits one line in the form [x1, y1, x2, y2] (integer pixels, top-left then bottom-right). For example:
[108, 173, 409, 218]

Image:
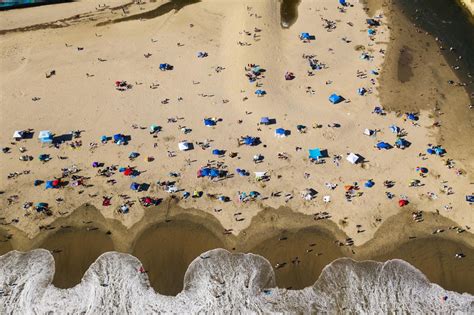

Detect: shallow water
[280, 0, 301, 28]
[396, 0, 474, 90]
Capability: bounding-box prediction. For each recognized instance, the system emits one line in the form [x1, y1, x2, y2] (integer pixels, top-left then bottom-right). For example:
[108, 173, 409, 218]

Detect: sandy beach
[1, 0, 473, 299]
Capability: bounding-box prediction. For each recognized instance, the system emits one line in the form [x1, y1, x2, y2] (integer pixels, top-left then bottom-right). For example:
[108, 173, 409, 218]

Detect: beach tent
[346, 153, 360, 164]
[13, 130, 24, 140]
[309, 148, 322, 160]
[329, 93, 343, 104]
[339, 0, 347, 5]
[300, 32, 311, 40]
[150, 125, 161, 133]
[368, 29, 376, 35]
[364, 128, 374, 136]
[389, 125, 400, 134]
[209, 169, 220, 178]
[395, 138, 410, 149]
[38, 130, 53, 143]
[243, 136, 258, 146]
[466, 195, 474, 203]
[178, 141, 191, 151]
[255, 89, 266, 96]
[254, 171, 266, 180]
[130, 182, 139, 191]
[376, 141, 392, 150]
[357, 87, 367, 96]
[159, 63, 173, 71]
[212, 149, 224, 156]
[275, 128, 287, 137]
[204, 119, 216, 127]
[260, 117, 270, 125]
[366, 19, 380, 27]
[434, 147, 446, 156]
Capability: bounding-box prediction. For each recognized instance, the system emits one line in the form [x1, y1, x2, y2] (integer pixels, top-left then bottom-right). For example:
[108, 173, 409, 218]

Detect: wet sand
[39, 228, 115, 288]
[372, 237, 474, 294]
[132, 220, 224, 296]
[249, 226, 348, 290]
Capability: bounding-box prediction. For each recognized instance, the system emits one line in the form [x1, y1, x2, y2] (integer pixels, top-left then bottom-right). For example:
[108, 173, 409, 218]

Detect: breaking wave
[0, 249, 472, 313]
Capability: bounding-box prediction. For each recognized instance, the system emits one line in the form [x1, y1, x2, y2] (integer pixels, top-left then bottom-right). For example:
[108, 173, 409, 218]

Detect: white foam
[0, 249, 472, 313]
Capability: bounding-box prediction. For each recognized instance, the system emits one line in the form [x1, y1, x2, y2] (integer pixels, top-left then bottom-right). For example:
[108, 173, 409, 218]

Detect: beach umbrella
[368, 29, 376, 35]
[398, 199, 409, 207]
[130, 182, 139, 191]
[364, 180, 375, 188]
[275, 128, 286, 136]
[416, 167, 428, 174]
[34, 180, 43, 186]
[101, 135, 108, 143]
[255, 89, 266, 96]
[124, 168, 133, 176]
[212, 149, 222, 155]
[427, 148, 435, 155]
[357, 87, 367, 95]
[339, 0, 347, 5]
[45, 181, 54, 189]
[407, 113, 418, 121]
[260, 117, 270, 125]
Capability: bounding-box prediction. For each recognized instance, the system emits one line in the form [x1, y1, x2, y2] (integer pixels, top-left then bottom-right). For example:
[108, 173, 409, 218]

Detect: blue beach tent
[329, 93, 343, 104]
[309, 148, 322, 160]
[204, 119, 216, 127]
[130, 182, 139, 191]
[300, 32, 311, 40]
[376, 142, 392, 150]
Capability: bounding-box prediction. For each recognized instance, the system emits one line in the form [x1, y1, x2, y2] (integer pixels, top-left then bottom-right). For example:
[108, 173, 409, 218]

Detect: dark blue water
[396, 0, 474, 88]
[0, 0, 71, 10]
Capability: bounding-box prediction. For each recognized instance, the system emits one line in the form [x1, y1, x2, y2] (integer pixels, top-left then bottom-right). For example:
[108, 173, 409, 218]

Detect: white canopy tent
[346, 153, 360, 164]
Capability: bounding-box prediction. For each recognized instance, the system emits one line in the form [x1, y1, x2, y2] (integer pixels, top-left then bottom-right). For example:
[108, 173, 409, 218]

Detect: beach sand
[0, 0, 473, 296]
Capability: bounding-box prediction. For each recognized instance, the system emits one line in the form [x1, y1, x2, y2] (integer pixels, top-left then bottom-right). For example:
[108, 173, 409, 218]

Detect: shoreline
[1, 202, 473, 294]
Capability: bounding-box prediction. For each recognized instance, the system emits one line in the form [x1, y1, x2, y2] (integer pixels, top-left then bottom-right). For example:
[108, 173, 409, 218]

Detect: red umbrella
[144, 197, 152, 204]
[52, 179, 60, 187]
[124, 168, 132, 176]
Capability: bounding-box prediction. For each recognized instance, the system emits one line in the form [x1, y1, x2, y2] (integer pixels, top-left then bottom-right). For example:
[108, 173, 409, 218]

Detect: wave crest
[0, 249, 472, 313]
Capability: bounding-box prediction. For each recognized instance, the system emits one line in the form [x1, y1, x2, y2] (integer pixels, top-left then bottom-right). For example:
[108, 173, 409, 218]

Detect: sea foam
[0, 248, 472, 313]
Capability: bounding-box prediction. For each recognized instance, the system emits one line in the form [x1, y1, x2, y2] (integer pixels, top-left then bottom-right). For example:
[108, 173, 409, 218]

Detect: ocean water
[0, 249, 472, 313]
[0, 0, 71, 10]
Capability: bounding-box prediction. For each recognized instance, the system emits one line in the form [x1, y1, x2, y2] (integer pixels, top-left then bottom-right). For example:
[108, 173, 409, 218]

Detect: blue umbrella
[364, 180, 375, 188]
[275, 128, 286, 135]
